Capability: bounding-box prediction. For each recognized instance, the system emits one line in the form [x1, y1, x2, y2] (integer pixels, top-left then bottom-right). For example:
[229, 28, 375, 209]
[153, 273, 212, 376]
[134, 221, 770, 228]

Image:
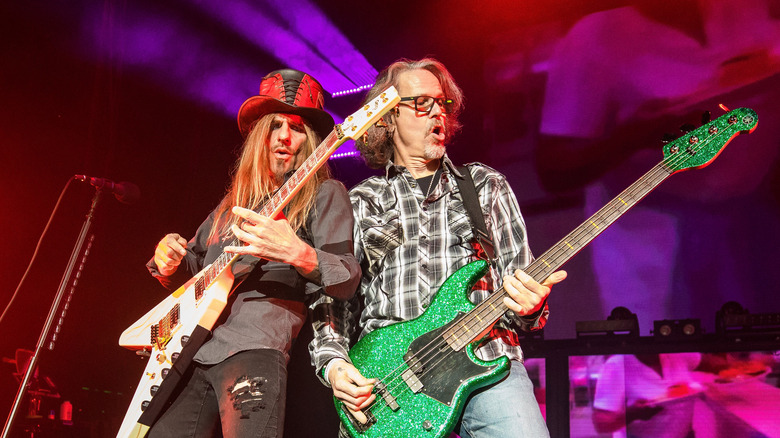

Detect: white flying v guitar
[116, 87, 400, 438]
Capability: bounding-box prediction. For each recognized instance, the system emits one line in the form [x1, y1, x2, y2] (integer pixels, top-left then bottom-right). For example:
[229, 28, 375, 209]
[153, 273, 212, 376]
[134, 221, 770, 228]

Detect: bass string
[366, 159, 662, 412]
[360, 125, 731, 419]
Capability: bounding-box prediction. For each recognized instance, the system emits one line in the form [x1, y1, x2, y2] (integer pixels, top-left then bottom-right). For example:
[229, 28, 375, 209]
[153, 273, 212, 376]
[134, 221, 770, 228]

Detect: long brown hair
[356, 58, 465, 168]
[208, 113, 330, 244]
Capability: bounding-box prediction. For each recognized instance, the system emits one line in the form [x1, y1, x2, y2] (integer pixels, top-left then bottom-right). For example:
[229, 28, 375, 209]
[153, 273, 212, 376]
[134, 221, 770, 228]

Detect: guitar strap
[455, 165, 496, 267]
[137, 325, 211, 429]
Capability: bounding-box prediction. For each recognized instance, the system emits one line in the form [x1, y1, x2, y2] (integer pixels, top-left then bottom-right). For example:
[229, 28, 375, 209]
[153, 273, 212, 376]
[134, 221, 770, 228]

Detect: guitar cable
[0, 177, 74, 327]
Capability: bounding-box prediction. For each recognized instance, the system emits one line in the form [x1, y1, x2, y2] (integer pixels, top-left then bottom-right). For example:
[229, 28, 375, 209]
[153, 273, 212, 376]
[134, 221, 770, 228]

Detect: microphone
[74, 175, 141, 204]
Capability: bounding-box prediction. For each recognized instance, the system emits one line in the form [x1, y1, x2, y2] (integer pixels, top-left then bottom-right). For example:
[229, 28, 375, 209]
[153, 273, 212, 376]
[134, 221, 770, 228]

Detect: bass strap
[455, 165, 496, 266]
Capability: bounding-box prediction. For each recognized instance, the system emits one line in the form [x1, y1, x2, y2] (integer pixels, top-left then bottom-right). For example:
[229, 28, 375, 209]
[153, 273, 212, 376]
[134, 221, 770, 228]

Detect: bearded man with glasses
[309, 58, 567, 438]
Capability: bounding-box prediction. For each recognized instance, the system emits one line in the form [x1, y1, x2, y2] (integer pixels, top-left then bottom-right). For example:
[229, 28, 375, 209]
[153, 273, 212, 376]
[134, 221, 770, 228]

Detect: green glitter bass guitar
[336, 107, 758, 438]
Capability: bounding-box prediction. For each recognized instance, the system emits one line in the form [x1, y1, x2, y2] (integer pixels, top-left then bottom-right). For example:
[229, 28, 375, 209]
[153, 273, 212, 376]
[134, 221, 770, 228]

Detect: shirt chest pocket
[358, 210, 403, 273]
[446, 197, 476, 245]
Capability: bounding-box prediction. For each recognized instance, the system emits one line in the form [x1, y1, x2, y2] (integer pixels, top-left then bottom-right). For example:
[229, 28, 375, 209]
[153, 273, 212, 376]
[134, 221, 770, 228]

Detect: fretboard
[196, 130, 341, 293]
[443, 161, 674, 350]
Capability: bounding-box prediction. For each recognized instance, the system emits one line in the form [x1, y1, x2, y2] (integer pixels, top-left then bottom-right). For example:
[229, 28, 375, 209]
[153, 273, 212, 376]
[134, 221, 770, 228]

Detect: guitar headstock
[337, 86, 401, 140]
[663, 107, 758, 173]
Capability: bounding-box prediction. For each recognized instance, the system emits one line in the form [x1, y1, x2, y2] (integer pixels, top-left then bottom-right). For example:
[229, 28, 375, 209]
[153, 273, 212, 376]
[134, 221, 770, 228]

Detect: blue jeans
[452, 360, 549, 438]
[148, 349, 287, 438]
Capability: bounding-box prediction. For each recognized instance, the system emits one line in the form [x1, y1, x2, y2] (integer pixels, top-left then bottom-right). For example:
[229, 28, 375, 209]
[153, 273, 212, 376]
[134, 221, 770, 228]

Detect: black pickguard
[406, 314, 500, 406]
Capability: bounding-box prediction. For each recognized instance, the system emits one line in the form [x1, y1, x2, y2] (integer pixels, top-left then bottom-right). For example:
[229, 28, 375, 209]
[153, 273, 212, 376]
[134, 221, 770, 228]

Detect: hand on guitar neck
[502, 269, 567, 317]
[224, 206, 321, 282]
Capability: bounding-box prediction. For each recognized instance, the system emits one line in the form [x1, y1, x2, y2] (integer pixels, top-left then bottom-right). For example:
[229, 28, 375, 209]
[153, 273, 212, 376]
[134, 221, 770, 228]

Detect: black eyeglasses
[398, 96, 454, 115]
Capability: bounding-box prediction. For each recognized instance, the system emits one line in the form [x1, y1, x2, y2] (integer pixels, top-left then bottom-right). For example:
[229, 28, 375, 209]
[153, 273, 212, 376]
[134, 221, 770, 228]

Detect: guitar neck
[445, 162, 674, 349]
[201, 130, 342, 290]
[192, 86, 402, 300]
[529, 161, 673, 283]
[445, 107, 759, 351]
[258, 130, 341, 219]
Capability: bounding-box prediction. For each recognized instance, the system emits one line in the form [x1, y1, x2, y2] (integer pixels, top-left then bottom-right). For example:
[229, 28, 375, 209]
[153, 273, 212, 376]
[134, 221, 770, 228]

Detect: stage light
[575, 306, 639, 338]
[716, 301, 780, 340]
[186, 0, 377, 93]
[652, 318, 702, 341]
[76, 1, 378, 124]
[332, 84, 374, 97]
[329, 151, 361, 160]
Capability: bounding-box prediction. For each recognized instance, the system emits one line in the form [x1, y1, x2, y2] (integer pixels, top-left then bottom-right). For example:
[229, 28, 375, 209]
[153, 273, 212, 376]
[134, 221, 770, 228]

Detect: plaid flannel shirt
[309, 156, 548, 383]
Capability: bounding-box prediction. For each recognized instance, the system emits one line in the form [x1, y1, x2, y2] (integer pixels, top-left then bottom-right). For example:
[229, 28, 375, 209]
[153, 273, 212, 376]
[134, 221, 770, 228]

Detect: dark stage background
[2, 1, 779, 436]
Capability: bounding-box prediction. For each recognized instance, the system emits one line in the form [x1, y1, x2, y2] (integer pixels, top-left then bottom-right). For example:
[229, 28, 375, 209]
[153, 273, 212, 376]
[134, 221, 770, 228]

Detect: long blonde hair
[208, 113, 330, 244]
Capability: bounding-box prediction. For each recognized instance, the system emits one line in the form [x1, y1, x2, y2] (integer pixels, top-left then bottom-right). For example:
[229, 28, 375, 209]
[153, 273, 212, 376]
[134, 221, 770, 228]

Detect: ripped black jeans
[148, 349, 287, 438]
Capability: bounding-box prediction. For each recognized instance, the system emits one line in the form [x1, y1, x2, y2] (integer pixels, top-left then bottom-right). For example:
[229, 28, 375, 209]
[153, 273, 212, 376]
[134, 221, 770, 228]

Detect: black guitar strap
[455, 166, 496, 267]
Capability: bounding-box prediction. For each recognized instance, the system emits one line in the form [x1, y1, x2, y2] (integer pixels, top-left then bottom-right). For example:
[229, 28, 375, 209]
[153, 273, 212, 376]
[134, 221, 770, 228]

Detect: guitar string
[195, 130, 342, 294]
[365, 178, 661, 415]
[361, 127, 718, 419]
[369, 127, 710, 409]
[383, 115, 749, 413]
[357, 115, 744, 421]
[141, 98, 395, 425]
[169, 103, 393, 336]
[200, 97, 391, 287]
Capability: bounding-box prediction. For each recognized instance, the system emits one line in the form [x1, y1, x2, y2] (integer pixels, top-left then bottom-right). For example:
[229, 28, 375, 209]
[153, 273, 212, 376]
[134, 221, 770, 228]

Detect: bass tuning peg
[679, 123, 696, 133]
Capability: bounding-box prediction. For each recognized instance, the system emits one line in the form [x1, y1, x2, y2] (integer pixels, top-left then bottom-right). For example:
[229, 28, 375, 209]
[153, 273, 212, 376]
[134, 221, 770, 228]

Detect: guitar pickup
[151, 303, 181, 347]
[401, 368, 423, 393]
[402, 352, 424, 393]
[374, 381, 399, 411]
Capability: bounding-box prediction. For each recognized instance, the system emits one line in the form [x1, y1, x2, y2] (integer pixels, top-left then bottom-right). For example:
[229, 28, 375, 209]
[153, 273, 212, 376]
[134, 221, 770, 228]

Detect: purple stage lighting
[72, 0, 377, 125]
[330, 150, 361, 160]
[187, 0, 377, 94]
[332, 84, 374, 97]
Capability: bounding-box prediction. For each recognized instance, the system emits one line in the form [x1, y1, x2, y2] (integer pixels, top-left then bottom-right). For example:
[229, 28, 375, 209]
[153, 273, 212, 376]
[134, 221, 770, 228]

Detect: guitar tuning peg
[679, 123, 696, 133]
[661, 133, 676, 144]
[701, 111, 712, 124]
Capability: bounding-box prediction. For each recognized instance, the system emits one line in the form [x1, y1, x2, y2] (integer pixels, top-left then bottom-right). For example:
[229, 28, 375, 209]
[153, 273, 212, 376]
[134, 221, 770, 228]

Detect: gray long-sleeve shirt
[147, 179, 360, 364]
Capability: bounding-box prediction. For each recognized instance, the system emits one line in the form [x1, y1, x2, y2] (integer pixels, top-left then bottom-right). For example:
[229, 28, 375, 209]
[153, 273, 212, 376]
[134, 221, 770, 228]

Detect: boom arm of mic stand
[2, 189, 103, 438]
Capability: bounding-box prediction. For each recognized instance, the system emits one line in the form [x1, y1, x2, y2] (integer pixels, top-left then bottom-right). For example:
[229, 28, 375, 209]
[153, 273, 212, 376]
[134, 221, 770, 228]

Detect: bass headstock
[662, 107, 758, 173]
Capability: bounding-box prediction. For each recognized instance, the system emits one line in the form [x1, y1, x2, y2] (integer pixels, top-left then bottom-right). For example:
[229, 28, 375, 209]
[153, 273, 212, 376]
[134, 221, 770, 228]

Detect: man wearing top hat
[145, 69, 360, 437]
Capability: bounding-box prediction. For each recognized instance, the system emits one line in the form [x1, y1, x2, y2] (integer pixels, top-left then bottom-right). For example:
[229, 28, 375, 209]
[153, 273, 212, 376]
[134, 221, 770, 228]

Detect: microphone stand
[2, 188, 103, 438]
